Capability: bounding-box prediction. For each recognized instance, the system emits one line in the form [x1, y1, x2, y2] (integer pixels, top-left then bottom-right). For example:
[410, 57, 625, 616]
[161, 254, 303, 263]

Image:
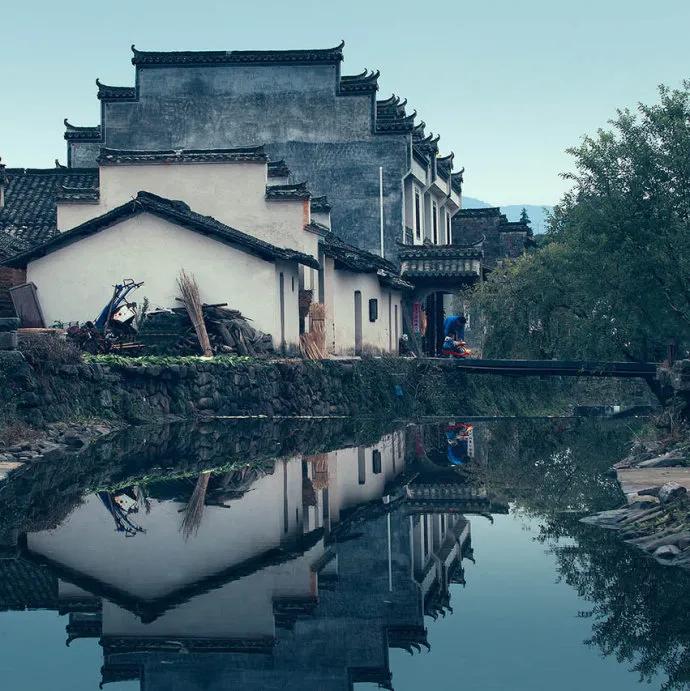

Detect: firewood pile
[139, 304, 273, 356]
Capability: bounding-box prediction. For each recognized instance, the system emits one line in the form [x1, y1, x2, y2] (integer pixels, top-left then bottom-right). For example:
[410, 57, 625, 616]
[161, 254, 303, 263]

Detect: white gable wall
[27, 212, 300, 349]
[325, 268, 403, 355]
[57, 161, 318, 258]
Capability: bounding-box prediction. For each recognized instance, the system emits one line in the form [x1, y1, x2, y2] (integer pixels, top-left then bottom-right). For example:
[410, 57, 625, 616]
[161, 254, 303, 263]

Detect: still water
[0, 417, 687, 690]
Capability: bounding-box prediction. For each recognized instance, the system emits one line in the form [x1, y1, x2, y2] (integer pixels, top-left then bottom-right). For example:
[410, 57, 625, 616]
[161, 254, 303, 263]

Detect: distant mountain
[462, 197, 552, 234]
[462, 196, 493, 209]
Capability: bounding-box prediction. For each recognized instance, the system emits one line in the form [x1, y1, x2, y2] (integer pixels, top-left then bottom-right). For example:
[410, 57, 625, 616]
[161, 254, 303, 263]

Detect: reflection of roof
[387, 625, 430, 654]
[22, 527, 324, 624]
[4, 191, 319, 270]
[102, 634, 275, 655]
[0, 556, 58, 611]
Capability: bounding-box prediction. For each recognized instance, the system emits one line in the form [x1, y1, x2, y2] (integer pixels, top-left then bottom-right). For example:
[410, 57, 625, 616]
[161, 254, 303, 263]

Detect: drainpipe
[379, 166, 385, 258]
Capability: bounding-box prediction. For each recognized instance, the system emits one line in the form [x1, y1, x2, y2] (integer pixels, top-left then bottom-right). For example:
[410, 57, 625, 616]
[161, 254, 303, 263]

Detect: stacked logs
[140, 305, 273, 356]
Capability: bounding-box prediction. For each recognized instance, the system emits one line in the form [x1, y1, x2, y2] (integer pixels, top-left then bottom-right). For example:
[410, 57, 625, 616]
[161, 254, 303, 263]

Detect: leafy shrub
[18, 333, 82, 369]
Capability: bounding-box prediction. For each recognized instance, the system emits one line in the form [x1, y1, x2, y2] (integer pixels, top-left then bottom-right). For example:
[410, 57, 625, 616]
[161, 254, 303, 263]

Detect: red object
[442, 343, 472, 358]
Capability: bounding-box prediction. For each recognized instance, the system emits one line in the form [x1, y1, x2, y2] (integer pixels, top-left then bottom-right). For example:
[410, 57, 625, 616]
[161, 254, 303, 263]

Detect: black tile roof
[96, 79, 136, 101]
[0, 230, 31, 260]
[339, 69, 380, 95]
[310, 195, 331, 214]
[267, 160, 291, 178]
[56, 187, 100, 202]
[321, 232, 413, 290]
[451, 169, 464, 194]
[436, 152, 454, 180]
[304, 221, 329, 236]
[4, 191, 319, 270]
[0, 168, 99, 245]
[63, 119, 101, 141]
[376, 95, 408, 119]
[131, 41, 345, 67]
[399, 243, 483, 260]
[265, 182, 311, 201]
[98, 146, 268, 165]
[454, 207, 503, 218]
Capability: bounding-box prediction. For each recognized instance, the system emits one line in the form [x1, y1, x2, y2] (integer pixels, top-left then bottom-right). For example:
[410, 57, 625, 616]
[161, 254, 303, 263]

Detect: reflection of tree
[482, 417, 689, 690]
[539, 517, 690, 690]
[483, 418, 635, 514]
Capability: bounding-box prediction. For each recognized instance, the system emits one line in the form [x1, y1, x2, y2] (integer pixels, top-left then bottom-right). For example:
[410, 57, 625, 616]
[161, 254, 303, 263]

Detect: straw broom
[177, 269, 213, 357]
[180, 470, 211, 539]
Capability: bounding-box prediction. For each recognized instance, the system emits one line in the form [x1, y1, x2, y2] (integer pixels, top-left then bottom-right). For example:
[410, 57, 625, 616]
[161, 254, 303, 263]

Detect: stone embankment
[584, 432, 690, 568]
[1, 350, 572, 431]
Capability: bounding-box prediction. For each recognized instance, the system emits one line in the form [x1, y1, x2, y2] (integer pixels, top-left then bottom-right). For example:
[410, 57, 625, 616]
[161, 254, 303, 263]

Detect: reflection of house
[5, 428, 486, 690]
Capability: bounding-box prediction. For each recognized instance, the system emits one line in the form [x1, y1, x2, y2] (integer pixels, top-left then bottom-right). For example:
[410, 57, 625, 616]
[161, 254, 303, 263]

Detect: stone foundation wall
[0, 353, 578, 429]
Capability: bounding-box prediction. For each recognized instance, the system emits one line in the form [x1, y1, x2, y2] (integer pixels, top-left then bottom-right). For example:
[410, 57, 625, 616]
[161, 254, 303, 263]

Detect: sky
[1, 0, 689, 206]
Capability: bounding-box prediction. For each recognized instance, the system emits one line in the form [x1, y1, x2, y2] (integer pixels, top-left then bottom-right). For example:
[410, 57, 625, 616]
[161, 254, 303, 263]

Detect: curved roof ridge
[96, 79, 136, 101]
[131, 41, 345, 67]
[5, 190, 319, 270]
[98, 146, 267, 165]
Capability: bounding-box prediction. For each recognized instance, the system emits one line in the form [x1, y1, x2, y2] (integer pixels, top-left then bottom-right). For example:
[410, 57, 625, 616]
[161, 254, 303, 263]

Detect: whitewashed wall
[27, 212, 300, 349]
[57, 161, 318, 259]
[324, 267, 403, 355]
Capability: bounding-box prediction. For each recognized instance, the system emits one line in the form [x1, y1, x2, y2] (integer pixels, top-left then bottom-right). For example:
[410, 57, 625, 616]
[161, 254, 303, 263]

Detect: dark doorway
[354, 290, 363, 355]
[423, 292, 446, 356]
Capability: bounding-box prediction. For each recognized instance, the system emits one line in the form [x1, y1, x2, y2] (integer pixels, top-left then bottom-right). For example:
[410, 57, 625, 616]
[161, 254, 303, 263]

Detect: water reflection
[1, 417, 688, 690]
[1, 419, 503, 690]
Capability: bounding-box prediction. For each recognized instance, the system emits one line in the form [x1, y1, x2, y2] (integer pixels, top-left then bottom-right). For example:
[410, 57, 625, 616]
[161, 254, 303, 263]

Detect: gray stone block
[0, 331, 18, 350]
[0, 318, 20, 332]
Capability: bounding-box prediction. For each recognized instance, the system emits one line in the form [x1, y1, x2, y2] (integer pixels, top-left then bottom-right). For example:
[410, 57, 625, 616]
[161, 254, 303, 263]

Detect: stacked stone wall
[0, 353, 578, 429]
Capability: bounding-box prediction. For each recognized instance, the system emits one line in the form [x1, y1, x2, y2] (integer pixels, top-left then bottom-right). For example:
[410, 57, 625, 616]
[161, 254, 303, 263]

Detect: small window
[369, 298, 378, 322]
[292, 276, 295, 291]
[432, 202, 438, 244]
[372, 449, 382, 474]
[414, 189, 422, 240]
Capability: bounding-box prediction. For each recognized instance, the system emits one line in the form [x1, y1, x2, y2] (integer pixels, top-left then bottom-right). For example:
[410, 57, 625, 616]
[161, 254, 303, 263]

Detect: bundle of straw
[300, 303, 327, 360]
[180, 470, 211, 539]
[309, 453, 329, 490]
[177, 269, 213, 357]
[309, 303, 326, 354]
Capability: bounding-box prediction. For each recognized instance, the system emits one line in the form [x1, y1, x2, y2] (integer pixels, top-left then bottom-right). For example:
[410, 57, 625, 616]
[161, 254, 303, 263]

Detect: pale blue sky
[2, 0, 689, 206]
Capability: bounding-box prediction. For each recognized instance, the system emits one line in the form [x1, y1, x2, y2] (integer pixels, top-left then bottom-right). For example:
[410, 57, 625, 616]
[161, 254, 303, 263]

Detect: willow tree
[477, 82, 690, 362]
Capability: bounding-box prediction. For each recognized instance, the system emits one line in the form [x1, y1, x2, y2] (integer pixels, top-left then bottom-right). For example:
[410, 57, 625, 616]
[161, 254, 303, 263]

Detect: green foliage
[519, 206, 531, 225]
[84, 353, 252, 367]
[476, 82, 690, 362]
[19, 334, 82, 370]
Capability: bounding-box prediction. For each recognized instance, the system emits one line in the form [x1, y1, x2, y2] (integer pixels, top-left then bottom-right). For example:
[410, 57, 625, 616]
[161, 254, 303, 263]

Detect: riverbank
[1, 349, 653, 450]
[583, 415, 690, 568]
